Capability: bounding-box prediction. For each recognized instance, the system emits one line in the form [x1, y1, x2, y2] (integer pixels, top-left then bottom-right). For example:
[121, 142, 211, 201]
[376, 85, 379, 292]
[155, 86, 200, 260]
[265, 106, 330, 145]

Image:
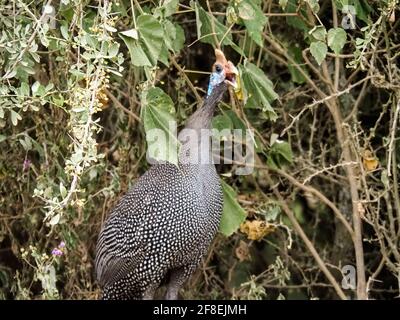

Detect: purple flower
[58, 241, 66, 249]
[51, 248, 63, 256]
[23, 159, 31, 171]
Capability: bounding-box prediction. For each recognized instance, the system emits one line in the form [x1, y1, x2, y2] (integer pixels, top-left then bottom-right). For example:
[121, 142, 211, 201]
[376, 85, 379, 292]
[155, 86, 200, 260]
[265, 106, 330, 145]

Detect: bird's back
[95, 161, 223, 299]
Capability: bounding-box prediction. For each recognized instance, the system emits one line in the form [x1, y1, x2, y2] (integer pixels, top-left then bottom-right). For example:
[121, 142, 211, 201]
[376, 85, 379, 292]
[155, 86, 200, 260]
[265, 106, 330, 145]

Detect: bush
[0, 0, 399, 300]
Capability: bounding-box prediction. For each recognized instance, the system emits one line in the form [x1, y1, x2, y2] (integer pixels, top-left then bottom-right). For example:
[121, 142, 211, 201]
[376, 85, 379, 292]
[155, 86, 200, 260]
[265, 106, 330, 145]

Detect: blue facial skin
[207, 67, 225, 97]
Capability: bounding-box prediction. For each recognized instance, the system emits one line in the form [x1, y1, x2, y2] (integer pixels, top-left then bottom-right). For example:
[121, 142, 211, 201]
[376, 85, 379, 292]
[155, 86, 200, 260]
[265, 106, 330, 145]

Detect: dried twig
[387, 98, 400, 176]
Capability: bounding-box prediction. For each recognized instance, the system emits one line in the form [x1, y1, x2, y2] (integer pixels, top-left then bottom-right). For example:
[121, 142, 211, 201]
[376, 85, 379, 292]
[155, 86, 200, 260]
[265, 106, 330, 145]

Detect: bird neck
[184, 83, 227, 130]
[177, 83, 227, 166]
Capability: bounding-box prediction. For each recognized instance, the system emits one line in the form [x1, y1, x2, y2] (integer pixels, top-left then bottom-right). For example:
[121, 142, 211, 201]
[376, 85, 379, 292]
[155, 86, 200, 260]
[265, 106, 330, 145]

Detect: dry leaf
[389, 10, 395, 23]
[240, 219, 276, 241]
[97, 88, 110, 109]
[362, 150, 378, 171]
[235, 240, 250, 262]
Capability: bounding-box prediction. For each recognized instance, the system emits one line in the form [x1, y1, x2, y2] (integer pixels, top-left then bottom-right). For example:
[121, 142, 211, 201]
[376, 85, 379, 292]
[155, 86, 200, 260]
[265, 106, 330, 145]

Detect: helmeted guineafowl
[95, 49, 238, 300]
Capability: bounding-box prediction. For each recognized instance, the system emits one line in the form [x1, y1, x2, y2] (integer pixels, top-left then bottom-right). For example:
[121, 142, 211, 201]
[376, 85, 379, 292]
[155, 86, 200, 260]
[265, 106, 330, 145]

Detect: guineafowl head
[207, 49, 238, 97]
[184, 49, 238, 132]
[180, 49, 238, 166]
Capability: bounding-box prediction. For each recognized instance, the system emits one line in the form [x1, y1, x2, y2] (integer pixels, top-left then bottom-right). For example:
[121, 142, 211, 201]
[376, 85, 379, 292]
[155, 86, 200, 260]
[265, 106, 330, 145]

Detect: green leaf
[120, 29, 138, 39]
[288, 46, 308, 84]
[163, 21, 185, 53]
[19, 136, 32, 151]
[173, 24, 185, 53]
[279, 0, 288, 10]
[285, 0, 309, 32]
[276, 142, 293, 163]
[32, 81, 40, 94]
[120, 14, 164, 67]
[310, 41, 327, 65]
[291, 199, 306, 224]
[45, 83, 54, 92]
[158, 45, 170, 66]
[136, 15, 163, 65]
[31, 81, 45, 96]
[327, 27, 347, 54]
[60, 23, 69, 40]
[240, 62, 278, 121]
[237, 0, 267, 46]
[225, 110, 247, 131]
[195, 3, 243, 55]
[2, 70, 16, 80]
[72, 106, 86, 113]
[52, 94, 64, 107]
[161, 0, 179, 17]
[334, 0, 373, 24]
[264, 204, 281, 222]
[59, 182, 67, 198]
[195, 3, 228, 45]
[49, 213, 60, 226]
[123, 41, 151, 66]
[308, 0, 320, 13]
[212, 114, 233, 131]
[108, 42, 119, 58]
[104, 24, 117, 33]
[141, 87, 179, 165]
[20, 82, 30, 96]
[219, 180, 247, 236]
[267, 140, 293, 169]
[309, 26, 327, 42]
[10, 109, 22, 126]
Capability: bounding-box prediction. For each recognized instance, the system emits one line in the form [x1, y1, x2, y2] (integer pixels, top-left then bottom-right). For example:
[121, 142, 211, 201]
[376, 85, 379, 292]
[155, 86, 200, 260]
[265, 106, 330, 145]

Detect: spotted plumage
[95, 51, 237, 300]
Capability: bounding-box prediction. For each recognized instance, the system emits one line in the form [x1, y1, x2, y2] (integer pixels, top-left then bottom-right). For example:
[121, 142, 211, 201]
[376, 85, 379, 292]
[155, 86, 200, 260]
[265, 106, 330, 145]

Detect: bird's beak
[224, 61, 238, 89]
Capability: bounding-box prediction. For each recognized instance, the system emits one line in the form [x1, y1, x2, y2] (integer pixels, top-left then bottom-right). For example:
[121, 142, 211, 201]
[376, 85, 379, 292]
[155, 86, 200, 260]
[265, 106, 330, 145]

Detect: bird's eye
[215, 64, 222, 73]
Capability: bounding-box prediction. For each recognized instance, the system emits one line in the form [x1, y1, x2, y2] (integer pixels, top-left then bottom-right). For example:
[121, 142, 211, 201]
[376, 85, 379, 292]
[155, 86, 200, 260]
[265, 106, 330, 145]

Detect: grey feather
[95, 83, 227, 299]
